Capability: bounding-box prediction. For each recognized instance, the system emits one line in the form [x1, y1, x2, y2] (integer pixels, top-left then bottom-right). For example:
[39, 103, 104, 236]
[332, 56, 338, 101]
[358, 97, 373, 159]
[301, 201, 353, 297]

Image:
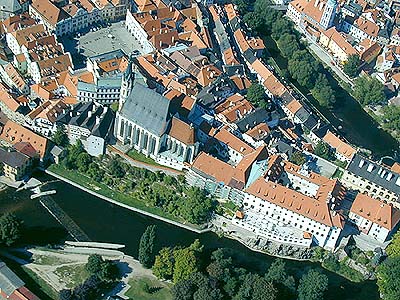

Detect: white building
[235, 157, 345, 250]
[342, 154, 400, 207]
[56, 102, 115, 156]
[27, 100, 68, 137]
[349, 193, 400, 243]
[125, 10, 155, 54]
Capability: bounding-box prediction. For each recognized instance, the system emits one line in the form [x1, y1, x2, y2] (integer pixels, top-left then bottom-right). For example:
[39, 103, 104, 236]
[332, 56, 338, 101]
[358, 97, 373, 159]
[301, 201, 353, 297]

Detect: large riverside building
[234, 156, 345, 250]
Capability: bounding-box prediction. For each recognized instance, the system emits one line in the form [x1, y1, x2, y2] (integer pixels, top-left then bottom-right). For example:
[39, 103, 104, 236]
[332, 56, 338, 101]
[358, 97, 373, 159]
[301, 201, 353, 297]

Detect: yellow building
[0, 148, 32, 181]
[320, 27, 358, 64]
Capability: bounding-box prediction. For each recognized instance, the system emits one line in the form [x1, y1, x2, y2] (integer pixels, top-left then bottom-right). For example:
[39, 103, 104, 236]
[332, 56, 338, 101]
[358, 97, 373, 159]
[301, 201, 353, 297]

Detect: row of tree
[138, 225, 330, 300]
[235, 0, 389, 112]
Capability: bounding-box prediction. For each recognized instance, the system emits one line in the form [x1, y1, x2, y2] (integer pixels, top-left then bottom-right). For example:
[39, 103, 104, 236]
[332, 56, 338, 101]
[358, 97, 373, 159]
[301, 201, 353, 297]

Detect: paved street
[307, 40, 354, 87]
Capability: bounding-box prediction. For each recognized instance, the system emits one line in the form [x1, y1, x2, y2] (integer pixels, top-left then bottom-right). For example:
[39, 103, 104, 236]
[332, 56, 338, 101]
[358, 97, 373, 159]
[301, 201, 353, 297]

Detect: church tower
[320, 0, 337, 30]
[119, 53, 135, 111]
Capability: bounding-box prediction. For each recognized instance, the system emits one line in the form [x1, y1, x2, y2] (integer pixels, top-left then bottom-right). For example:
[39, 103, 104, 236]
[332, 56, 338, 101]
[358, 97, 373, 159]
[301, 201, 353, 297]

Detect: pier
[39, 196, 91, 242]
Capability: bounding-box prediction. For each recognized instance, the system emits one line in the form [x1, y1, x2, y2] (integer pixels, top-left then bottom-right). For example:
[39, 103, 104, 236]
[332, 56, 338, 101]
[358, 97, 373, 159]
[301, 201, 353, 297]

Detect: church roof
[120, 84, 171, 136]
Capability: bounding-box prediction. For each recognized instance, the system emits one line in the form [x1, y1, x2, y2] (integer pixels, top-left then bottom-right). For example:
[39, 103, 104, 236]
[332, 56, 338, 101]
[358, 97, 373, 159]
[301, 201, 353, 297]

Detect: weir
[39, 196, 91, 242]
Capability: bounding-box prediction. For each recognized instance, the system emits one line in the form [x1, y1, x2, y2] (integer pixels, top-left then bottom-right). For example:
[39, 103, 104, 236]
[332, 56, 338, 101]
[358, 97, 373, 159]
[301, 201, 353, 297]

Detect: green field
[127, 149, 162, 166]
[126, 277, 172, 300]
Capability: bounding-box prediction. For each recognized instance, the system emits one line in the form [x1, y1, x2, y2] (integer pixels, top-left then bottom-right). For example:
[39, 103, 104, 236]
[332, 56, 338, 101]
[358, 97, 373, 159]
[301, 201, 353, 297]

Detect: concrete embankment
[44, 169, 212, 234]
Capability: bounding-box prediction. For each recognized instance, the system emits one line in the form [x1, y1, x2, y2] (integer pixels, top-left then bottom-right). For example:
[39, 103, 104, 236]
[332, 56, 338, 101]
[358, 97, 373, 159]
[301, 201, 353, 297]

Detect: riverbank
[39, 170, 368, 284]
[0, 182, 380, 300]
[44, 168, 211, 234]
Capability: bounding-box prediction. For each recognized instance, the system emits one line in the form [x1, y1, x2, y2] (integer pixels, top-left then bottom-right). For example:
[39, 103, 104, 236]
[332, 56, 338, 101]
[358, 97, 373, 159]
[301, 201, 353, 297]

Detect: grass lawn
[47, 165, 199, 229]
[54, 263, 89, 289]
[32, 254, 72, 266]
[125, 277, 172, 300]
[127, 149, 162, 166]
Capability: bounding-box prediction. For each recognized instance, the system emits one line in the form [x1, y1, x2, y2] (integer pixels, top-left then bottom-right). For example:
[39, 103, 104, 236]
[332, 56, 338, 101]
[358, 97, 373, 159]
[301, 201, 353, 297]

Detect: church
[114, 55, 199, 170]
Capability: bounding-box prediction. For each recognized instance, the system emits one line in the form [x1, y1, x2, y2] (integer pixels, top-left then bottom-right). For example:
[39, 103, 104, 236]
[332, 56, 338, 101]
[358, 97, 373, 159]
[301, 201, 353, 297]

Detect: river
[263, 35, 399, 159]
[0, 173, 379, 300]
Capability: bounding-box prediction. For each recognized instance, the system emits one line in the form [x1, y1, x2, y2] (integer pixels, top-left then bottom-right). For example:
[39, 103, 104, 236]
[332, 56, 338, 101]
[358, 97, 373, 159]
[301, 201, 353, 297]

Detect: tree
[138, 225, 156, 268]
[172, 279, 195, 300]
[271, 18, 293, 40]
[59, 289, 73, 300]
[173, 247, 199, 283]
[85, 254, 104, 274]
[288, 50, 320, 89]
[277, 33, 300, 58]
[108, 156, 126, 178]
[98, 260, 118, 283]
[297, 269, 328, 300]
[233, 0, 248, 14]
[353, 75, 386, 106]
[314, 141, 335, 161]
[76, 152, 92, 173]
[53, 125, 69, 147]
[247, 83, 266, 107]
[252, 275, 277, 300]
[179, 188, 214, 224]
[244, 12, 264, 31]
[153, 247, 174, 279]
[377, 256, 400, 300]
[381, 105, 400, 133]
[289, 151, 306, 166]
[0, 213, 22, 246]
[311, 74, 336, 107]
[343, 54, 360, 78]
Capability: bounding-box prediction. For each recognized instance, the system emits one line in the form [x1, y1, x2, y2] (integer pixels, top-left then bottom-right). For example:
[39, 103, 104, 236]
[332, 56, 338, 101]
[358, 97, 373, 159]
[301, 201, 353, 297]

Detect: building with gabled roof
[349, 193, 400, 243]
[0, 120, 49, 160]
[323, 130, 356, 162]
[56, 101, 115, 156]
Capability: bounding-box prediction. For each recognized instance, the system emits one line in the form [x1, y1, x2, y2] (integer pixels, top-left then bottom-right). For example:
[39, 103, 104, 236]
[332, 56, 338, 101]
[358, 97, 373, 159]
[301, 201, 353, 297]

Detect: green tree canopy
[289, 151, 306, 166]
[76, 152, 92, 173]
[288, 50, 321, 89]
[271, 18, 293, 40]
[173, 248, 199, 283]
[153, 247, 174, 279]
[353, 75, 386, 106]
[179, 188, 214, 224]
[311, 74, 336, 107]
[138, 225, 156, 268]
[0, 213, 22, 246]
[277, 33, 300, 58]
[297, 269, 328, 300]
[314, 141, 335, 161]
[244, 12, 264, 31]
[343, 54, 360, 78]
[85, 254, 104, 274]
[247, 83, 266, 107]
[53, 125, 69, 147]
[381, 105, 400, 134]
[377, 256, 400, 300]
